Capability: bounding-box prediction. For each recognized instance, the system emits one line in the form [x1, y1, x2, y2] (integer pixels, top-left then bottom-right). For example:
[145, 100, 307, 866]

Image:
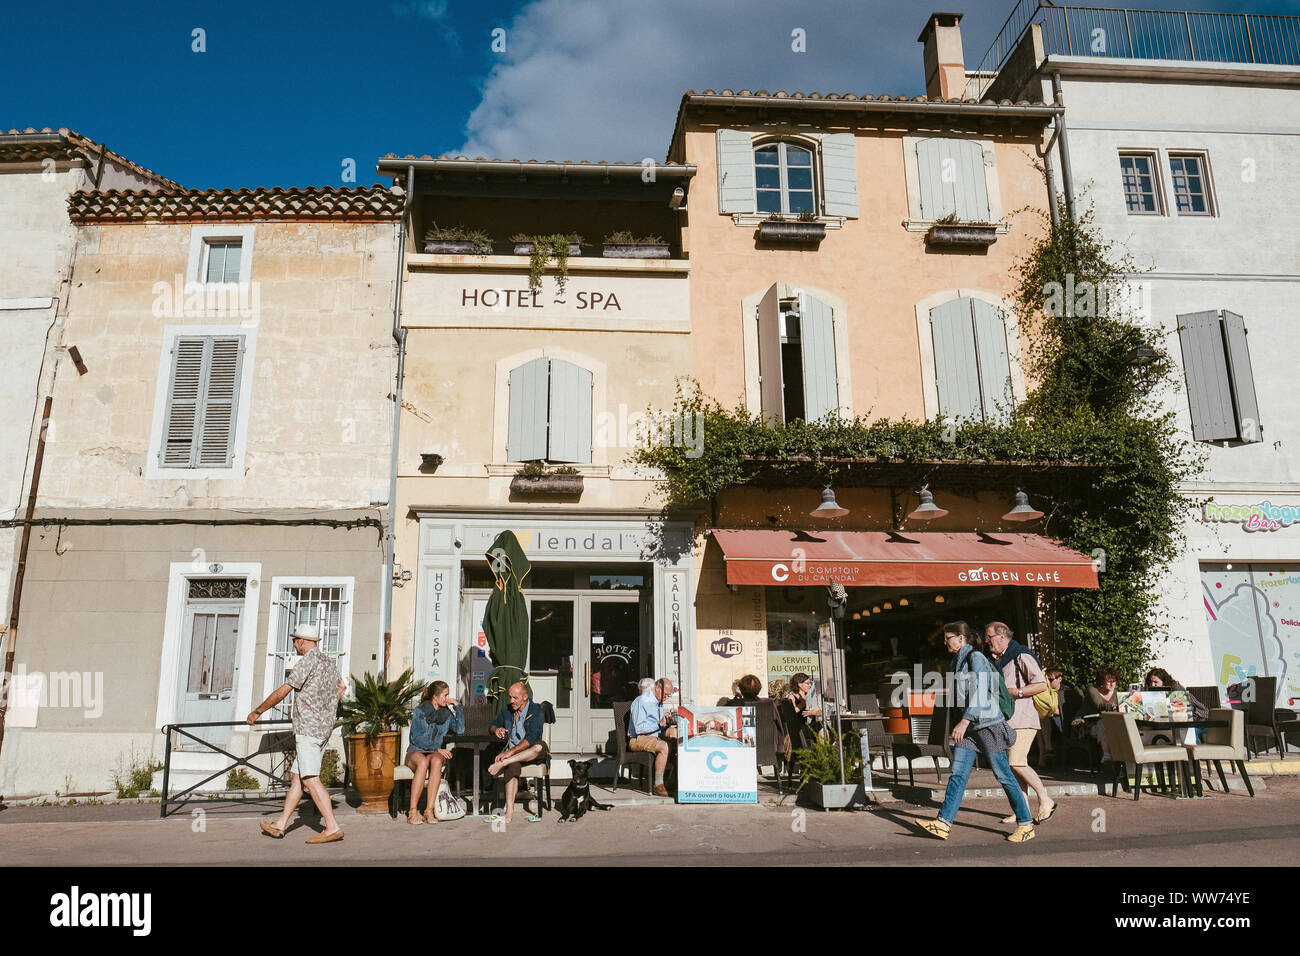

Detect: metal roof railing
[975, 2, 1300, 99]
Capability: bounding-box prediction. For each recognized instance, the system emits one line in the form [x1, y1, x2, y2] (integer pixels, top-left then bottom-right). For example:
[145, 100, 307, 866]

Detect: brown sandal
[408, 810, 424, 825]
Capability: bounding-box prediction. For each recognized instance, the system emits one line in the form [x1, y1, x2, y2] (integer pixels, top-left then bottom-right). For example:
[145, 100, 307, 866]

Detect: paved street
[3, 775, 1297, 867]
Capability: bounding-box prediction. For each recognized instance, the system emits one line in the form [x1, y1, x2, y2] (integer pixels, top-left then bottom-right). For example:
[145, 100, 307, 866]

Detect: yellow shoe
[917, 818, 951, 840]
[1006, 824, 1036, 843]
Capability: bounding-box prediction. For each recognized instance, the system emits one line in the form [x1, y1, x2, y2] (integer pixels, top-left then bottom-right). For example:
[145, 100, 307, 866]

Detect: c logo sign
[771, 564, 789, 582]
[706, 751, 728, 773]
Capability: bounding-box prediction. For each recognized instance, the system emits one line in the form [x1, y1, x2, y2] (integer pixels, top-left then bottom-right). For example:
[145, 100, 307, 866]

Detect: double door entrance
[467, 590, 648, 753]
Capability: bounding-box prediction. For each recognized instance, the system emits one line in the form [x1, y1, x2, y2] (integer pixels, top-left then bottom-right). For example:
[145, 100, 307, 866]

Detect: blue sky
[3, 0, 1296, 189]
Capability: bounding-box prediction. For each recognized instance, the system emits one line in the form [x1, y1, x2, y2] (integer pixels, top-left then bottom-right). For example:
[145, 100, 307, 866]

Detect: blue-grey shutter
[756, 285, 783, 423]
[799, 292, 838, 421]
[196, 336, 244, 467]
[546, 359, 593, 463]
[161, 337, 206, 466]
[1222, 311, 1261, 443]
[917, 138, 991, 222]
[716, 129, 756, 214]
[930, 298, 982, 420]
[970, 300, 1013, 421]
[820, 133, 858, 219]
[1177, 311, 1236, 441]
[507, 358, 550, 461]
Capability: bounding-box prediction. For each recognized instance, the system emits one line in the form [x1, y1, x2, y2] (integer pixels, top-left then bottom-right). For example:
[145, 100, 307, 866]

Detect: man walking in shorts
[247, 623, 347, 843]
[986, 622, 1056, 824]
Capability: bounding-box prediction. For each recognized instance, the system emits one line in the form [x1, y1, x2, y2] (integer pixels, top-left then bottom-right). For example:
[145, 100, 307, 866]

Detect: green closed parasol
[482, 530, 532, 712]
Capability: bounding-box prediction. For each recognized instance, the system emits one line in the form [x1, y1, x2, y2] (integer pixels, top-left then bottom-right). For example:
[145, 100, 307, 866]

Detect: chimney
[918, 12, 966, 100]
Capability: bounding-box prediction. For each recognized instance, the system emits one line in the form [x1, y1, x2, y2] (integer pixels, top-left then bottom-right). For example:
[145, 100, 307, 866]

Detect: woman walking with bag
[917, 622, 1036, 844]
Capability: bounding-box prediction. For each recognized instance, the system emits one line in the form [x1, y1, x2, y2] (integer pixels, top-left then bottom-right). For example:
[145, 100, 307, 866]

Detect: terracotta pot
[344, 731, 400, 813]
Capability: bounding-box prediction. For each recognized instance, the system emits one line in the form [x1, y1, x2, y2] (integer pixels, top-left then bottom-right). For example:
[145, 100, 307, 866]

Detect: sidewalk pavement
[2, 770, 1296, 867]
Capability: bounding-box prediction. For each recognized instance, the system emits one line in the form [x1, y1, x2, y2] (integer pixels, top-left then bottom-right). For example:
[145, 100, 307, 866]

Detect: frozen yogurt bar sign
[1204, 501, 1299, 532]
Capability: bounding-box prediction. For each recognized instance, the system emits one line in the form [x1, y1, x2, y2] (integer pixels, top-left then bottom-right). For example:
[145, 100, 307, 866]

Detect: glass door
[176, 602, 242, 750]
[528, 596, 578, 752]
[580, 594, 642, 753]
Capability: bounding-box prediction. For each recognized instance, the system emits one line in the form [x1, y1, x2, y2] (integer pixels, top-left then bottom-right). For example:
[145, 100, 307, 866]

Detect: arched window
[754, 142, 815, 215]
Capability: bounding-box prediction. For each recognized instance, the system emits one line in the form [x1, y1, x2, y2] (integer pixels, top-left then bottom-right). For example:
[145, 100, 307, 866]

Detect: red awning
[713, 529, 1099, 589]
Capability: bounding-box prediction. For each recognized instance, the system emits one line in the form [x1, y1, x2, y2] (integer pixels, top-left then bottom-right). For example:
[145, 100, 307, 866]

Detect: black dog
[557, 758, 612, 822]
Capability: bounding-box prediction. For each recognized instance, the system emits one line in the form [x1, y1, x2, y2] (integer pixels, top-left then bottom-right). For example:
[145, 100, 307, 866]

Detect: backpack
[961, 651, 1016, 721]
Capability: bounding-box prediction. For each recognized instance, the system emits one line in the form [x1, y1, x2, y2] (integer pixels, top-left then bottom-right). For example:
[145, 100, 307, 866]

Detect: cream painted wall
[37, 220, 400, 510]
[680, 120, 1052, 418]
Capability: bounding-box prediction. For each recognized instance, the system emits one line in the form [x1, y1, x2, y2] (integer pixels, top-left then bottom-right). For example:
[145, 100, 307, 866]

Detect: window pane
[784, 146, 812, 166]
[787, 191, 815, 214]
[754, 145, 779, 164]
[1170, 156, 1208, 215]
[757, 190, 783, 213]
[222, 244, 241, 282]
[204, 245, 225, 283]
[787, 168, 812, 190]
[755, 166, 781, 189]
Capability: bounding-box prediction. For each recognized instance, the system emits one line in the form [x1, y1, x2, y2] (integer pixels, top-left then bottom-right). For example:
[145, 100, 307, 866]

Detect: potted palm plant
[337, 669, 424, 812]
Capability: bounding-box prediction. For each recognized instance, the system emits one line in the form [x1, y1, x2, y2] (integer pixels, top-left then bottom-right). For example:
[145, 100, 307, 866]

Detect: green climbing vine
[633, 199, 1203, 687]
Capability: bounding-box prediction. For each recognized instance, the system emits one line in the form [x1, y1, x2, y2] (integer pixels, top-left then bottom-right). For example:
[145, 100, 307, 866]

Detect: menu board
[1119, 690, 1192, 722]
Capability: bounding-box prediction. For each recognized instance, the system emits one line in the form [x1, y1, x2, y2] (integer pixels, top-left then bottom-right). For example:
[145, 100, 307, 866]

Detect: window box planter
[423, 239, 492, 255]
[514, 241, 582, 257]
[758, 220, 826, 243]
[509, 473, 584, 497]
[925, 224, 998, 247]
[601, 242, 671, 259]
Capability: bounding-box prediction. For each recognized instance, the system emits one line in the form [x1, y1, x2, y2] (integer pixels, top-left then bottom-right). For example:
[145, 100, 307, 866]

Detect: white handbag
[433, 778, 466, 821]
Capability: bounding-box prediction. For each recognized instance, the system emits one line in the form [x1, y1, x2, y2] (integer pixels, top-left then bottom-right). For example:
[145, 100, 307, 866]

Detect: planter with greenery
[423, 223, 493, 255]
[510, 462, 583, 497]
[794, 730, 865, 809]
[601, 231, 670, 258]
[925, 213, 997, 247]
[512, 233, 583, 292]
[337, 668, 424, 812]
[634, 198, 1200, 688]
[758, 212, 825, 243]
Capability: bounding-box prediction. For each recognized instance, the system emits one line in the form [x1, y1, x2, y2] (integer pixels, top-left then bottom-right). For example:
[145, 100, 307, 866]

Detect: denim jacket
[952, 644, 1003, 729]
[409, 702, 464, 752]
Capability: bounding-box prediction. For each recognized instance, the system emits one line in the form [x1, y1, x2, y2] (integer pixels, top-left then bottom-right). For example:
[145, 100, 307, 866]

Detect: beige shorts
[629, 734, 664, 753]
[1007, 727, 1037, 767]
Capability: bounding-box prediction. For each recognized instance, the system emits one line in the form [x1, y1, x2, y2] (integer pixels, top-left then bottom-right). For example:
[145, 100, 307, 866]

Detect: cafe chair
[612, 700, 656, 794]
[1101, 712, 1193, 800]
[849, 693, 880, 714]
[390, 726, 414, 818]
[1241, 676, 1298, 759]
[1186, 708, 1254, 798]
[892, 705, 951, 788]
[732, 698, 783, 794]
[513, 703, 555, 818]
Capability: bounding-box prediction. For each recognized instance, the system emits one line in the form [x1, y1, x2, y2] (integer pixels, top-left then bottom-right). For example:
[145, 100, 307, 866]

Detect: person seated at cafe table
[629, 676, 677, 797]
[1144, 667, 1209, 720]
[1077, 667, 1122, 761]
[405, 679, 463, 825]
[486, 682, 547, 825]
[732, 673, 762, 702]
[778, 672, 821, 752]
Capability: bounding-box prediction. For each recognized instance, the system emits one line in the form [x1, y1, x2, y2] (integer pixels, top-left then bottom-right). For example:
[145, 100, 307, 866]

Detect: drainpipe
[1042, 120, 1062, 229]
[0, 396, 53, 759]
[1051, 73, 1078, 223]
[381, 166, 414, 680]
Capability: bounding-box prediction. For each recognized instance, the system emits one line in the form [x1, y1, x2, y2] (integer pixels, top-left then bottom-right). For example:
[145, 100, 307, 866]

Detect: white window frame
[1118, 150, 1165, 216]
[186, 225, 256, 288]
[914, 289, 1027, 421]
[155, 562, 261, 731]
[145, 323, 257, 481]
[262, 576, 356, 715]
[901, 134, 1007, 231]
[741, 283, 853, 420]
[1168, 151, 1216, 217]
[728, 133, 848, 228]
[753, 140, 818, 216]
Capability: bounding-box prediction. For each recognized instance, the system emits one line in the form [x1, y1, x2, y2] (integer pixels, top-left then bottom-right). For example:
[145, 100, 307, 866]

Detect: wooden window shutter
[1222, 311, 1262, 443]
[820, 133, 858, 218]
[547, 358, 593, 464]
[930, 298, 983, 420]
[799, 292, 838, 421]
[160, 337, 206, 466]
[917, 138, 990, 222]
[197, 336, 244, 467]
[507, 358, 550, 462]
[970, 299, 1014, 422]
[716, 129, 756, 214]
[755, 285, 784, 423]
[1177, 310, 1237, 441]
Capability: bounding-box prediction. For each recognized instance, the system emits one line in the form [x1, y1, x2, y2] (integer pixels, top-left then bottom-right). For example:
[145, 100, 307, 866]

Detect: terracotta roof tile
[68, 185, 403, 224]
[378, 152, 691, 169]
[1, 127, 180, 190]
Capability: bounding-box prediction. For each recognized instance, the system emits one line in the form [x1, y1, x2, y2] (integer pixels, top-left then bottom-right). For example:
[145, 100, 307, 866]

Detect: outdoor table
[444, 732, 497, 816]
[1134, 719, 1228, 799]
